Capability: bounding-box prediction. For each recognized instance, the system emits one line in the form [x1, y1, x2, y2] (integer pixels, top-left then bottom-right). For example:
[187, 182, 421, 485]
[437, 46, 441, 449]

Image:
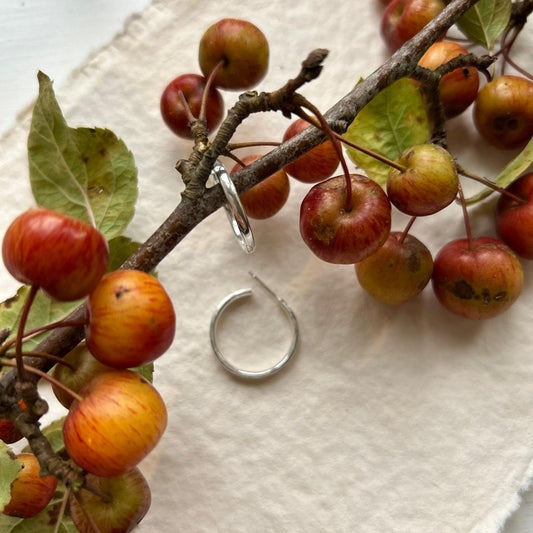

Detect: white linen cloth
[1, 1, 532, 532]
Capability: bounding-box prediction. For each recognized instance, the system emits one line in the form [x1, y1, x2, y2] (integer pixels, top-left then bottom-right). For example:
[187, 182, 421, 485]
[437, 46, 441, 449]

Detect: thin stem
[15, 285, 39, 381]
[3, 351, 75, 369]
[227, 141, 281, 151]
[53, 486, 71, 533]
[199, 60, 224, 122]
[0, 318, 87, 356]
[337, 133, 406, 171]
[297, 99, 353, 210]
[457, 183, 474, 249]
[0, 358, 83, 404]
[399, 216, 417, 244]
[458, 166, 526, 205]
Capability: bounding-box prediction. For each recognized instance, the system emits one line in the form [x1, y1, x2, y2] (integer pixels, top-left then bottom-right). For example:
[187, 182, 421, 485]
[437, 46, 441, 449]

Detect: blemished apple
[299, 174, 392, 264]
[495, 172, 533, 259]
[473, 75, 533, 150]
[282, 118, 340, 183]
[387, 143, 459, 216]
[231, 155, 290, 219]
[85, 269, 176, 369]
[3, 453, 58, 518]
[198, 18, 269, 90]
[355, 231, 434, 305]
[63, 369, 168, 477]
[2, 207, 109, 301]
[51, 341, 114, 409]
[160, 73, 224, 139]
[432, 237, 524, 319]
[418, 40, 480, 118]
[380, 0, 445, 52]
[69, 467, 151, 533]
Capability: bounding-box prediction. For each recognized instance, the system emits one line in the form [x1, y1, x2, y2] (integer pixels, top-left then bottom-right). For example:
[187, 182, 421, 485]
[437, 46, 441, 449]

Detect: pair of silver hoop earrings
[209, 161, 299, 379]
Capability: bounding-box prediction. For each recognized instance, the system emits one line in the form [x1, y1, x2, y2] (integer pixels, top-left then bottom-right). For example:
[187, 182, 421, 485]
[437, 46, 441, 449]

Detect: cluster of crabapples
[160, 13, 532, 321]
[1, 207, 175, 528]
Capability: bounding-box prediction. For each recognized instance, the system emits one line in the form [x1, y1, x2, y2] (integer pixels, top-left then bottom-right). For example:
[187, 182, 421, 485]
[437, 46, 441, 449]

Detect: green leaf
[344, 78, 430, 186]
[107, 236, 142, 272]
[28, 71, 138, 240]
[465, 135, 533, 205]
[131, 362, 154, 383]
[0, 442, 21, 512]
[457, 0, 512, 50]
[0, 286, 81, 352]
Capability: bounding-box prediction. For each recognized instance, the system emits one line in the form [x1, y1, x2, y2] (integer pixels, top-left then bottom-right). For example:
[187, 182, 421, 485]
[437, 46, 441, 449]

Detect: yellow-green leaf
[0, 286, 81, 352]
[465, 135, 533, 205]
[28, 72, 138, 240]
[0, 442, 21, 513]
[457, 0, 512, 50]
[344, 78, 430, 186]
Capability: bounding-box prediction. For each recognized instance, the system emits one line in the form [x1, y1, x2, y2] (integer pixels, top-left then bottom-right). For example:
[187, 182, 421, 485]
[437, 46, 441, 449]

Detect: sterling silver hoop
[210, 159, 255, 254]
[210, 272, 299, 380]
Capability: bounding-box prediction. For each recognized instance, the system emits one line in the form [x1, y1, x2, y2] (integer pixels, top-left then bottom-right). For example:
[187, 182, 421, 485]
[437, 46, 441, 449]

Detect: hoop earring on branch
[210, 159, 255, 254]
[209, 272, 299, 380]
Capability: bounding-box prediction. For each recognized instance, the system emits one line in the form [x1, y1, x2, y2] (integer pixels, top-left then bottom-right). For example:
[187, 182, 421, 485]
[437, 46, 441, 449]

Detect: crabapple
[63, 369, 168, 477]
[387, 143, 459, 216]
[282, 119, 340, 183]
[231, 155, 290, 219]
[495, 172, 533, 259]
[473, 75, 533, 150]
[418, 41, 479, 118]
[160, 73, 224, 139]
[2, 207, 109, 301]
[0, 399, 27, 444]
[381, 0, 445, 52]
[85, 269, 176, 369]
[355, 231, 433, 305]
[198, 18, 269, 90]
[299, 174, 391, 264]
[3, 453, 58, 518]
[51, 341, 113, 409]
[69, 467, 151, 533]
[432, 237, 524, 319]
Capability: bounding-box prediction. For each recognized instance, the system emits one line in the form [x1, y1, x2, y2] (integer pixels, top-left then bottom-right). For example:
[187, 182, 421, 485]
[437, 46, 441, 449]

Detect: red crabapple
[231, 155, 290, 219]
[418, 41, 479, 118]
[2, 207, 109, 301]
[300, 174, 391, 264]
[198, 18, 269, 90]
[282, 119, 340, 183]
[355, 231, 433, 304]
[432, 237, 524, 319]
[85, 269, 176, 369]
[3, 453, 58, 518]
[387, 143, 459, 216]
[473, 75, 533, 150]
[495, 172, 533, 259]
[63, 369, 167, 477]
[160, 73, 224, 139]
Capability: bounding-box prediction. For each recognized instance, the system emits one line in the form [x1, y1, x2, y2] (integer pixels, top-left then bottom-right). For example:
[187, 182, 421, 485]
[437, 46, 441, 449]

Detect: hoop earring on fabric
[210, 159, 255, 254]
[210, 272, 299, 380]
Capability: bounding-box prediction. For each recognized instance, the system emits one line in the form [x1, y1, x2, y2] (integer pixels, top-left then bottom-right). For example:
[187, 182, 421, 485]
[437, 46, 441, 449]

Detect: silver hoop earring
[210, 272, 299, 380]
[210, 159, 255, 254]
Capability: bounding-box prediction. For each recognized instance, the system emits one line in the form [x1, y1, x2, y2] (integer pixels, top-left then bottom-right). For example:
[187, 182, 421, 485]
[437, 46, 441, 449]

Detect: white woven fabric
[1, 1, 532, 531]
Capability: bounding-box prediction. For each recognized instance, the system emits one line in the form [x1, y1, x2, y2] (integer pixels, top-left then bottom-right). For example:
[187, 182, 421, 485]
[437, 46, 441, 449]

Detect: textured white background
[1, 1, 533, 532]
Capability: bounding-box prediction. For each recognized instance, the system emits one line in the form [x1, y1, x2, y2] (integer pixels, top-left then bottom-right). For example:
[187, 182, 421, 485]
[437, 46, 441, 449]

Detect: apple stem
[15, 285, 39, 382]
[5, 350, 76, 370]
[199, 59, 224, 123]
[296, 99, 353, 210]
[457, 183, 474, 249]
[227, 141, 281, 150]
[459, 166, 528, 205]
[399, 216, 417, 244]
[177, 90, 197, 126]
[337, 134, 406, 172]
[53, 485, 71, 533]
[0, 358, 84, 404]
